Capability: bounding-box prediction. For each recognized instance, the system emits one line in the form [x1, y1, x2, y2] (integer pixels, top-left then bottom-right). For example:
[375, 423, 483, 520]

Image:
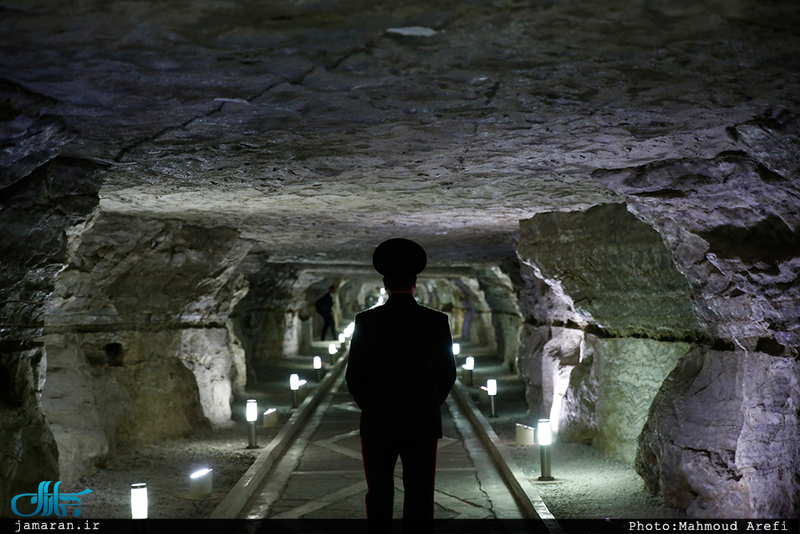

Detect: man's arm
[345, 315, 367, 408]
[435, 313, 457, 405]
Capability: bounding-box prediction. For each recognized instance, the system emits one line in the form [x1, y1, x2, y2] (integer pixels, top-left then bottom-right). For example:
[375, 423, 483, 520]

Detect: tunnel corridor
[2, 0, 800, 524]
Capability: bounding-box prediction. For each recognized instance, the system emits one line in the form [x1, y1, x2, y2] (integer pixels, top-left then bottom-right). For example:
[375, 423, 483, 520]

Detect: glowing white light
[188, 468, 213, 500]
[290, 374, 306, 391]
[538, 419, 552, 446]
[130, 483, 148, 519]
[486, 379, 497, 397]
[380, 287, 386, 295]
[191, 468, 212, 479]
[328, 343, 337, 355]
[246, 399, 258, 422]
[344, 322, 355, 337]
[338, 333, 345, 343]
[463, 356, 474, 371]
[313, 356, 322, 370]
[452, 343, 460, 356]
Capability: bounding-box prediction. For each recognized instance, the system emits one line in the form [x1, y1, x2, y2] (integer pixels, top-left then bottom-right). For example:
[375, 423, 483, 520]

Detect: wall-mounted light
[262, 407, 278, 428]
[538, 418, 554, 481]
[290, 374, 307, 408]
[130, 483, 148, 519]
[516, 423, 535, 445]
[313, 356, 323, 381]
[188, 468, 213, 500]
[462, 356, 474, 386]
[246, 399, 259, 448]
[481, 379, 498, 417]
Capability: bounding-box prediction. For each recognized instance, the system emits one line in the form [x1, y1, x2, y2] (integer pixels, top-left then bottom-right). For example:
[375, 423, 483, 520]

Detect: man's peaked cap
[372, 238, 427, 277]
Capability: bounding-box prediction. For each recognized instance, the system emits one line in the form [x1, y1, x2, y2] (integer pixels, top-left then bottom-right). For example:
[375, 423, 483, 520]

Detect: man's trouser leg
[361, 438, 397, 533]
[400, 439, 438, 533]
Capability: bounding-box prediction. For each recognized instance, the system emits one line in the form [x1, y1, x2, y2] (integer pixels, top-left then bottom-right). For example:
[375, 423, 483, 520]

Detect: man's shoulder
[417, 304, 447, 320]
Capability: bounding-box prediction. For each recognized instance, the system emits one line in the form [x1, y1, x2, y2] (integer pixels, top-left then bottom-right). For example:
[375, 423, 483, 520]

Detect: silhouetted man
[346, 238, 456, 533]
[315, 285, 337, 341]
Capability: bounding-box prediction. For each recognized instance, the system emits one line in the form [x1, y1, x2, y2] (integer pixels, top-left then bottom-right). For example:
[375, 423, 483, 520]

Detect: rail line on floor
[211, 349, 562, 534]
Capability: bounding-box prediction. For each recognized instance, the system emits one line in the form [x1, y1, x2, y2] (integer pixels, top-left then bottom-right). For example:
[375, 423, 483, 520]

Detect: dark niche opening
[104, 343, 124, 366]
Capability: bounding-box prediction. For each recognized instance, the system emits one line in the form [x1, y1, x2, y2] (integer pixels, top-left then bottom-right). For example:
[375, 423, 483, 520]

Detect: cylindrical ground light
[313, 355, 323, 381]
[290, 374, 307, 408]
[328, 343, 337, 364]
[481, 379, 497, 417]
[538, 418, 555, 481]
[130, 483, 148, 519]
[246, 399, 258, 448]
[188, 468, 213, 500]
[463, 356, 474, 386]
[452, 343, 460, 356]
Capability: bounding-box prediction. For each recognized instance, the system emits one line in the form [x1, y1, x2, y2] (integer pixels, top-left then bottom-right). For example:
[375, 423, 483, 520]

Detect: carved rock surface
[519, 203, 700, 339]
[637, 348, 800, 518]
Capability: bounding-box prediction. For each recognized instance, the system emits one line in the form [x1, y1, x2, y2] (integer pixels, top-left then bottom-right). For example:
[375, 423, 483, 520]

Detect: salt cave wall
[232, 262, 301, 379]
[517, 114, 800, 518]
[0, 152, 100, 515]
[476, 264, 524, 371]
[40, 211, 252, 485]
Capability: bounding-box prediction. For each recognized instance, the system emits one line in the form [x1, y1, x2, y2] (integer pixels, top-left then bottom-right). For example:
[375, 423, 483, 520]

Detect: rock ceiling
[2, 0, 799, 268]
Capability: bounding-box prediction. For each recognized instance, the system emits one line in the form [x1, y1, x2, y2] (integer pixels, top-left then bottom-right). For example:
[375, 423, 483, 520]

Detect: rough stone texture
[35, 213, 254, 484]
[232, 263, 300, 378]
[596, 117, 800, 517]
[0, 347, 59, 518]
[0, 147, 100, 512]
[590, 337, 691, 464]
[2, 0, 800, 519]
[41, 331, 207, 484]
[540, 327, 584, 425]
[475, 265, 523, 370]
[0, 157, 101, 339]
[598, 123, 800, 352]
[637, 347, 800, 518]
[47, 212, 252, 328]
[518, 203, 700, 339]
[179, 327, 239, 426]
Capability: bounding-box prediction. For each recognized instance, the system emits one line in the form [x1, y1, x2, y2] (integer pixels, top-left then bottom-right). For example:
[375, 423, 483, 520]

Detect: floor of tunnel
[460, 346, 686, 523]
[63, 342, 685, 522]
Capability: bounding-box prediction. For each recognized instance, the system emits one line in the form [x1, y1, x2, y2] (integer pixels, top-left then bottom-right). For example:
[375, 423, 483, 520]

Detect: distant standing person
[346, 238, 456, 533]
[315, 285, 337, 341]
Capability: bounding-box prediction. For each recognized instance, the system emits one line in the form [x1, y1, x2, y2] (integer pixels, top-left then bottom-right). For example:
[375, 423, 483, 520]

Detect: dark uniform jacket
[346, 293, 457, 441]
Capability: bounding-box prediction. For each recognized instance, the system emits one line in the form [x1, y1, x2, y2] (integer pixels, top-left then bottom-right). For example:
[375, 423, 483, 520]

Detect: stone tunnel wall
[40, 211, 252, 484]
[517, 114, 800, 517]
[517, 202, 697, 465]
[476, 263, 524, 371]
[232, 262, 300, 380]
[0, 153, 101, 514]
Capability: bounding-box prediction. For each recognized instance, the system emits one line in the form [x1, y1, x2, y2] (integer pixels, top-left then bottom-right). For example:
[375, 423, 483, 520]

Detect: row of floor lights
[129, 326, 360, 518]
[459, 344, 555, 481]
